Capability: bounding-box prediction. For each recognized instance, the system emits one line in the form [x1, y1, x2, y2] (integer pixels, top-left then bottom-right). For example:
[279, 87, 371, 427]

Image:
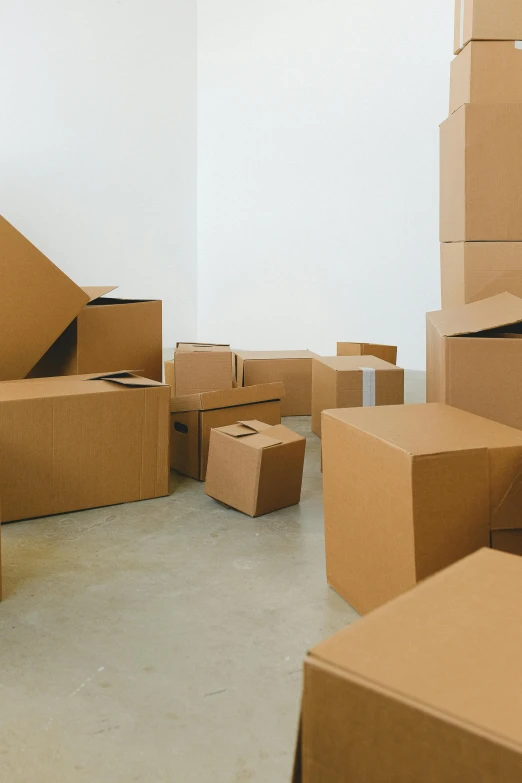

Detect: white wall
[0, 0, 197, 346]
[197, 0, 454, 369]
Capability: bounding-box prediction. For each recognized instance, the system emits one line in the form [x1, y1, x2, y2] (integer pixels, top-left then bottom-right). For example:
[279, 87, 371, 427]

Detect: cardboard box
[0, 371, 170, 523]
[441, 242, 522, 307]
[450, 42, 522, 114]
[234, 350, 315, 416]
[321, 402, 522, 614]
[336, 341, 397, 364]
[426, 292, 522, 429]
[205, 420, 305, 516]
[440, 104, 522, 242]
[171, 343, 233, 397]
[170, 382, 284, 480]
[455, 0, 522, 54]
[0, 214, 90, 381]
[311, 356, 404, 438]
[295, 548, 522, 782]
[28, 287, 163, 382]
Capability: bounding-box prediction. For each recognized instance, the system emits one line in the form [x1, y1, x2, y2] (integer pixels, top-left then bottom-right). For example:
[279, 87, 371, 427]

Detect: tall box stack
[440, 1, 522, 306]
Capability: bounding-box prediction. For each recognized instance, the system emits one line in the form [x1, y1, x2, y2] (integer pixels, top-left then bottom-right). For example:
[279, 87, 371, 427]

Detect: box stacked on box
[441, 1, 522, 305]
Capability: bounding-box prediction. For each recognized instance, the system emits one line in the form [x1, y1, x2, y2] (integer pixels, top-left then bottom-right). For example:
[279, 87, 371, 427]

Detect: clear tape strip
[360, 367, 376, 407]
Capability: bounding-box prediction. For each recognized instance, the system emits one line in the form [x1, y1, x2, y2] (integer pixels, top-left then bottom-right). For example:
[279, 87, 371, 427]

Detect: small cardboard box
[29, 287, 163, 382]
[322, 402, 522, 614]
[0, 214, 90, 381]
[205, 420, 306, 517]
[450, 42, 522, 114]
[170, 382, 284, 480]
[172, 343, 233, 397]
[336, 342, 397, 365]
[427, 292, 522, 429]
[441, 242, 522, 307]
[454, 0, 522, 54]
[294, 549, 522, 782]
[311, 356, 404, 438]
[440, 104, 522, 242]
[234, 350, 315, 416]
[0, 372, 170, 523]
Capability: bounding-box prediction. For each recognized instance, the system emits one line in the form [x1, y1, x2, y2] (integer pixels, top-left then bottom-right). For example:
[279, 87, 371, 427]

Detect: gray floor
[0, 371, 425, 783]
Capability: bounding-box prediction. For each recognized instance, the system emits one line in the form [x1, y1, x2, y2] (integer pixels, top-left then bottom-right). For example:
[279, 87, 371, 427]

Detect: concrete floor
[0, 372, 425, 783]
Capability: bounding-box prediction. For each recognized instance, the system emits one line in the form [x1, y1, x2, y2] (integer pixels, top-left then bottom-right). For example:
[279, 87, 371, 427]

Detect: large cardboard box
[29, 287, 162, 382]
[321, 402, 522, 614]
[171, 343, 233, 397]
[205, 421, 305, 516]
[454, 0, 522, 54]
[0, 372, 170, 523]
[311, 356, 404, 438]
[0, 214, 89, 381]
[441, 242, 522, 307]
[170, 382, 284, 480]
[440, 104, 522, 242]
[450, 41, 522, 114]
[294, 549, 522, 783]
[427, 292, 522, 429]
[336, 341, 397, 364]
[234, 350, 314, 416]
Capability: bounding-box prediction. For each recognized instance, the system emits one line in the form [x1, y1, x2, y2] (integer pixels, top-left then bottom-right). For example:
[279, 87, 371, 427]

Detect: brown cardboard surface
[29, 291, 162, 382]
[164, 359, 175, 389]
[441, 242, 522, 307]
[0, 215, 90, 381]
[440, 104, 522, 242]
[234, 350, 314, 416]
[297, 549, 522, 782]
[0, 373, 170, 523]
[205, 422, 305, 516]
[311, 356, 404, 437]
[491, 529, 522, 556]
[336, 342, 397, 364]
[455, 0, 522, 54]
[321, 403, 522, 614]
[173, 343, 233, 396]
[169, 383, 284, 480]
[427, 294, 522, 429]
[450, 42, 522, 114]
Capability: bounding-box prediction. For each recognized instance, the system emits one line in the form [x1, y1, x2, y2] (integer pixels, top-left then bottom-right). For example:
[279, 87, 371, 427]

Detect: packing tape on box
[360, 367, 376, 407]
[516, 42, 522, 50]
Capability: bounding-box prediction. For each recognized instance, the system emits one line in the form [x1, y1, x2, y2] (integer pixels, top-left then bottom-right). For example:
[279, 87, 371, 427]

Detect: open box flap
[218, 422, 283, 448]
[81, 285, 118, 302]
[85, 371, 165, 387]
[427, 292, 522, 337]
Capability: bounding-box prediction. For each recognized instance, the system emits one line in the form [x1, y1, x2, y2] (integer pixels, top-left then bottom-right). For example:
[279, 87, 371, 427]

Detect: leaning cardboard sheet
[0, 372, 170, 523]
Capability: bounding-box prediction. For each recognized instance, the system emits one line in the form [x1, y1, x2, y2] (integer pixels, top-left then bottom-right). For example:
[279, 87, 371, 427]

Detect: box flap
[81, 285, 118, 302]
[316, 356, 400, 371]
[169, 381, 285, 413]
[234, 350, 314, 360]
[0, 214, 90, 380]
[218, 422, 283, 448]
[427, 292, 522, 337]
[85, 371, 165, 387]
[176, 342, 230, 353]
[236, 420, 273, 432]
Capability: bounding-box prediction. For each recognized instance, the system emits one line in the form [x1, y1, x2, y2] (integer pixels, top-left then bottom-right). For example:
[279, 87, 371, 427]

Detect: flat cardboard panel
[237, 352, 314, 416]
[164, 359, 175, 389]
[336, 342, 397, 364]
[450, 42, 522, 114]
[0, 215, 89, 381]
[255, 430, 306, 515]
[441, 105, 522, 242]
[455, 0, 522, 53]
[492, 529, 522, 556]
[170, 381, 285, 413]
[169, 410, 201, 480]
[300, 550, 522, 782]
[441, 243, 522, 308]
[311, 359, 338, 437]
[205, 431, 261, 516]
[0, 377, 169, 522]
[174, 345, 233, 396]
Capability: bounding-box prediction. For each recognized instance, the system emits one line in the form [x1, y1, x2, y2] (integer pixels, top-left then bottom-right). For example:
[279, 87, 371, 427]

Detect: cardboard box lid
[0, 371, 166, 401]
[170, 381, 285, 413]
[176, 342, 231, 353]
[234, 350, 314, 361]
[0, 214, 90, 380]
[316, 356, 400, 372]
[427, 292, 522, 337]
[322, 403, 522, 456]
[218, 420, 283, 449]
[309, 548, 522, 748]
[81, 285, 119, 302]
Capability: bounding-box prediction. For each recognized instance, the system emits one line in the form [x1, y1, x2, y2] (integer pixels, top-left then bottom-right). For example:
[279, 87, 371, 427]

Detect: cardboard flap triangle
[236, 420, 273, 433]
[428, 292, 522, 337]
[86, 371, 165, 387]
[218, 421, 283, 448]
[81, 285, 119, 302]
